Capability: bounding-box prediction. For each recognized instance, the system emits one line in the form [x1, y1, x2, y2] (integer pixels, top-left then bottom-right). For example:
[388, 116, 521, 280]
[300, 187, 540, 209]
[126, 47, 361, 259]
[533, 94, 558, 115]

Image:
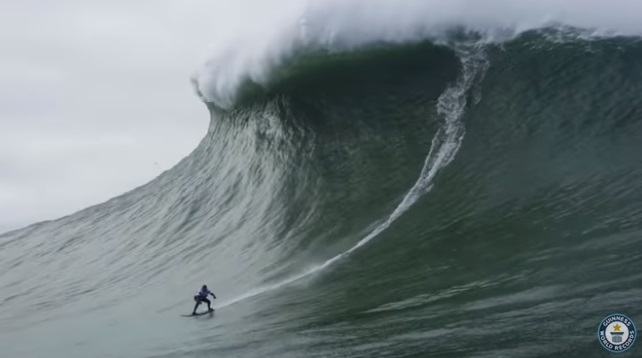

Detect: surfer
[193, 284, 216, 315]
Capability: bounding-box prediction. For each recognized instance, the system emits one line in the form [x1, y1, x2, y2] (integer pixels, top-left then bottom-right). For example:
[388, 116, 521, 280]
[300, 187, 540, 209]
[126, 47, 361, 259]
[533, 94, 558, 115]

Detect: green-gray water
[1, 30, 641, 357]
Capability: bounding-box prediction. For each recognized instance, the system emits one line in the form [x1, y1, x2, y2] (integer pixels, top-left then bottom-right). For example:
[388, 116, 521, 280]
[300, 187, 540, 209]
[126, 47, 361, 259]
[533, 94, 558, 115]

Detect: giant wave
[2, 1, 642, 357]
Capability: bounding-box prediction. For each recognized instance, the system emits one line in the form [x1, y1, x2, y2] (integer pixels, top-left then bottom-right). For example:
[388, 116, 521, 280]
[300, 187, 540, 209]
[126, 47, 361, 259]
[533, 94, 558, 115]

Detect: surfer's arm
[210, 292, 216, 299]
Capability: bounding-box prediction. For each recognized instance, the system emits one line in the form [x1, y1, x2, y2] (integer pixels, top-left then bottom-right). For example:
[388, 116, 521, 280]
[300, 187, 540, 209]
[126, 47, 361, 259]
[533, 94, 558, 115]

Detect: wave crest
[190, 0, 642, 109]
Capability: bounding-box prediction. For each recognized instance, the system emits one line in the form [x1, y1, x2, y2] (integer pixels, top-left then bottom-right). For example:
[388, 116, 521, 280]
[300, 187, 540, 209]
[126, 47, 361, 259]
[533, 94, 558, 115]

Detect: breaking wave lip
[215, 43, 489, 310]
[191, 0, 642, 110]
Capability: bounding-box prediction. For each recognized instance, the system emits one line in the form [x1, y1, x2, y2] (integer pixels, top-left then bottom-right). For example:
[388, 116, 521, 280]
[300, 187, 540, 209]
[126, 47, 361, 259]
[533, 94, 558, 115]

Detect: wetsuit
[193, 286, 216, 314]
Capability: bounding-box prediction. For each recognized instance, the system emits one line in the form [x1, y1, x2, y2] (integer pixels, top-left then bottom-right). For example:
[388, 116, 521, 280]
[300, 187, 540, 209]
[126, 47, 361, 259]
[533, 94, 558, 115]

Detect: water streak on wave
[216, 44, 489, 309]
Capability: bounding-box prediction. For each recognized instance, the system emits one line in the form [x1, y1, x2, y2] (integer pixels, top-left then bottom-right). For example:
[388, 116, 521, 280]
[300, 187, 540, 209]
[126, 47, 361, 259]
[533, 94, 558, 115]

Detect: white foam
[190, 0, 642, 108]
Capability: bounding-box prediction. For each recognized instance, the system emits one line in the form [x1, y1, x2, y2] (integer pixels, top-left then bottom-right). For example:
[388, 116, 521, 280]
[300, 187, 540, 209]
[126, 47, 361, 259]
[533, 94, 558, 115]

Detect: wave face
[3, 27, 642, 358]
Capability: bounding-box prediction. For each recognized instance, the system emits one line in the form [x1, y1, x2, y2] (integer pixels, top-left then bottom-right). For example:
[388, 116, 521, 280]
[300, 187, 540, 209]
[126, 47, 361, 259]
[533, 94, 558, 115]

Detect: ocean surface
[2, 5, 642, 358]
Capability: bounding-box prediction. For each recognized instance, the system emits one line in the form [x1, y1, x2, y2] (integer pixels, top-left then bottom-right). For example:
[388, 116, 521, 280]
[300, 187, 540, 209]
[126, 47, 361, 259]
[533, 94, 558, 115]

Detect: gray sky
[0, 1, 214, 232]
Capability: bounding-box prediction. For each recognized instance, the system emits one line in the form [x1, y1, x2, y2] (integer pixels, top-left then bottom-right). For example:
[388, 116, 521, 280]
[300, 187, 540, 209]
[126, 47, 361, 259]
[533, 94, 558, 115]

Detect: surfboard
[181, 308, 214, 317]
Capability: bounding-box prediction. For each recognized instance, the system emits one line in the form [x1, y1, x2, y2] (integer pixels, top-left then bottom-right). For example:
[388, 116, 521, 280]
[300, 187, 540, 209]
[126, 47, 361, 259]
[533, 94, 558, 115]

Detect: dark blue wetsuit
[193, 285, 216, 314]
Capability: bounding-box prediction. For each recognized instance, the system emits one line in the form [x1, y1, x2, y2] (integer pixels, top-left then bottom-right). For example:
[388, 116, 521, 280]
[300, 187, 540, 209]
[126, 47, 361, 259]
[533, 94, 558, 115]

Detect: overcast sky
[0, 1, 218, 233]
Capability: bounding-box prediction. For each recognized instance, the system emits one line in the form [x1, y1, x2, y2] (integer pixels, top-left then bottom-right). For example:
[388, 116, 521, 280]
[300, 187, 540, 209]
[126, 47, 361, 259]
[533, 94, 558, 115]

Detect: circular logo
[597, 313, 637, 353]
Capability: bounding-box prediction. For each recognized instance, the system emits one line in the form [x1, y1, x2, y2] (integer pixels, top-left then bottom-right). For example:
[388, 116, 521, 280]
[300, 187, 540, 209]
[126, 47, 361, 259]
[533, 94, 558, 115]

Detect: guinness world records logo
[597, 313, 637, 353]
